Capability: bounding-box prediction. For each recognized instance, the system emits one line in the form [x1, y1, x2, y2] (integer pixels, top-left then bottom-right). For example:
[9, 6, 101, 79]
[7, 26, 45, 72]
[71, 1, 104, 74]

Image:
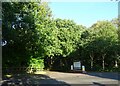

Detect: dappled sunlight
[2, 73, 71, 85]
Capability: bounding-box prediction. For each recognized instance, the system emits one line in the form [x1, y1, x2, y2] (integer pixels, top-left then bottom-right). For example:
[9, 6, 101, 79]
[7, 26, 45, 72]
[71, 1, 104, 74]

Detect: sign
[73, 61, 81, 70]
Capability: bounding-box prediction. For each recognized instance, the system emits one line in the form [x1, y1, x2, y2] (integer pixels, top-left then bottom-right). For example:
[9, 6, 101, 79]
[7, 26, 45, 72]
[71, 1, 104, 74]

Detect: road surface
[1, 71, 120, 86]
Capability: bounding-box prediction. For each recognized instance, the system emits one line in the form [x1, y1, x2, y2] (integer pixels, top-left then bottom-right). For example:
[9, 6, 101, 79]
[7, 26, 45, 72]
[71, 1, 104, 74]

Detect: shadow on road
[2, 73, 71, 86]
[93, 82, 118, 86]
[86, 72, 120, 80]
[93, 82, 106, 86]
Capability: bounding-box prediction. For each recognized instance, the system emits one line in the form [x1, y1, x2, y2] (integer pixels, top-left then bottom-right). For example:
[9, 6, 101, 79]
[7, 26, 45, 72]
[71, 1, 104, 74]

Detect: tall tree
[2, 2, 51, 69]
[90, 21, 118, 70]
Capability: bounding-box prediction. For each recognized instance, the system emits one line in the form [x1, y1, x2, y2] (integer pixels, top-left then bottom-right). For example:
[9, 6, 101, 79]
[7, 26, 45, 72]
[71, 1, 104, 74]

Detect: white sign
[73, 61, 81, 70]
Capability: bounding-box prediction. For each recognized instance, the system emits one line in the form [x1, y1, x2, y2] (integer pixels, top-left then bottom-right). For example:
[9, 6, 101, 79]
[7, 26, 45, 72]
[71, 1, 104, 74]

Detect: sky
[48, 2, 118, 27]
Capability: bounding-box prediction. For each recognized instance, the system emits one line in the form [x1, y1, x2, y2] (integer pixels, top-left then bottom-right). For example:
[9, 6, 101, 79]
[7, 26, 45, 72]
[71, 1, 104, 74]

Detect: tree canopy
[2, 2, 120, 72]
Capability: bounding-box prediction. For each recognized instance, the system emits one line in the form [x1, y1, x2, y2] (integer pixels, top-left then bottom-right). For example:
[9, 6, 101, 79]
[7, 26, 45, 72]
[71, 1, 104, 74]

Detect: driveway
[1, 71, 120, 86]
[47, 71, 119, 85]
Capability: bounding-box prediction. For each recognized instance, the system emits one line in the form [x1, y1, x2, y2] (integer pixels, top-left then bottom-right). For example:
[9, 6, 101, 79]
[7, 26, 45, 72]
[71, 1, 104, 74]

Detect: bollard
[71, 65, 73, 70]
[82, 65, 86, 73]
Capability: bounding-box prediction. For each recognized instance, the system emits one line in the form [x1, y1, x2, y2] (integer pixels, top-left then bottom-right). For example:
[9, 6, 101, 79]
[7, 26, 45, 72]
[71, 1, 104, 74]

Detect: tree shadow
[86, 72, 120, 80]
[93, 82, 118, 86]
[2, 73, 71, 86]
[93, 82, 106, 86]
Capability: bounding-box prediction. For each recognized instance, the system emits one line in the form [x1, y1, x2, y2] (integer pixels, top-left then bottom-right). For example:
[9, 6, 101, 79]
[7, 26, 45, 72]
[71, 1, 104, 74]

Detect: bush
[28, 58, 44, 73]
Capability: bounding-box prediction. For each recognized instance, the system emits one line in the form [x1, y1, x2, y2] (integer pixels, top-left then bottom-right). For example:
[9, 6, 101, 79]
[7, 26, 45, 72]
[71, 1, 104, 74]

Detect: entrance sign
[73, 61, 81, 70]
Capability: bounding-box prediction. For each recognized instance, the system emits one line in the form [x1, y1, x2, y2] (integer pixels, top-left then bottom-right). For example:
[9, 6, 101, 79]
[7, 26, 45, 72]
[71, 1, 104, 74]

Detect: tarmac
[0, 71, 120, 86]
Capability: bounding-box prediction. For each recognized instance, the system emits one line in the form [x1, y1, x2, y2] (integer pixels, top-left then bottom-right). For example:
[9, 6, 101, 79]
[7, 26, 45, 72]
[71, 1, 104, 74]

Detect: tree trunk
[50, 56, 53, 69]
[102, 58, 104, 70]
[115, 60, 118, 68]
[102, 54, 106, 70]
[115, 53, 118, 68]
[90, 54, 93, 69]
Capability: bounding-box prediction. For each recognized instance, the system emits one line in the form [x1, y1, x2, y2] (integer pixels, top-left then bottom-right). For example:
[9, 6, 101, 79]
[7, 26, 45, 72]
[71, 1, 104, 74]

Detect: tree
[36, 18, 85, 70]
[2, 2, 51, 70]
[89, 21, 118, 70]
[111, 17, 120, 41]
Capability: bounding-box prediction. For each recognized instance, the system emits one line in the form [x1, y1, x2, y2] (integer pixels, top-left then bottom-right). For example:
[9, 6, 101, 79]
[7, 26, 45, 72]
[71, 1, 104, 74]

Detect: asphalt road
[1, 71, 120, 86]
[47, 72, 119, 85]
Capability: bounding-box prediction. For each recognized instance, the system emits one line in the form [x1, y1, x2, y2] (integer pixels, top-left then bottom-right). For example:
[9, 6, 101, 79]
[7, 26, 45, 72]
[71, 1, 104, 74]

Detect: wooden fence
[2, 67, 43, 73]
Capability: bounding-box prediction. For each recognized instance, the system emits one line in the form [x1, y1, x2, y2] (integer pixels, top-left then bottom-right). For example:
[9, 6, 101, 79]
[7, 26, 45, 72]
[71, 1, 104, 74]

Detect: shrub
[28, 58, 44, 73]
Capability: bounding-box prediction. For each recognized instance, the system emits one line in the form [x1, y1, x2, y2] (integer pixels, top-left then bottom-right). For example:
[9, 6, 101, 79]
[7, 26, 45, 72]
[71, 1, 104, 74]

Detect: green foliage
[28, 58, 44, 71]
[2, 2, 51, 69]
[81, 20, 120, 71]
[2, 2, 120, 72]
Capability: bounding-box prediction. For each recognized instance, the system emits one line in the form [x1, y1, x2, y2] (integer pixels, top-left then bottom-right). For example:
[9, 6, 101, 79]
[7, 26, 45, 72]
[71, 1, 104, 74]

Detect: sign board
[73, 61, 81, 70]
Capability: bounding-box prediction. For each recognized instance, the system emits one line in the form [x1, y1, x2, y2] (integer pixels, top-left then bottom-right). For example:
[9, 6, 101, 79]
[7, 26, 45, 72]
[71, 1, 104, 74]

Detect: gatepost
[82, 65, 86, 73]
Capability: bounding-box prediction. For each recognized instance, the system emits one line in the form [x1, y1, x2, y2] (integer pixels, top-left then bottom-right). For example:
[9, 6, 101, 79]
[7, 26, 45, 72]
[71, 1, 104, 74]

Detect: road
[1, 71, 120, 86]
[47, 72, 119, 85]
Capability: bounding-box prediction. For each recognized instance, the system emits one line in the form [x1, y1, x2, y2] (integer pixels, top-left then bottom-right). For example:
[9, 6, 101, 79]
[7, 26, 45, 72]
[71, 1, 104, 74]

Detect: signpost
[71, 61, 86, 73]
[73, 61, 81, 70]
